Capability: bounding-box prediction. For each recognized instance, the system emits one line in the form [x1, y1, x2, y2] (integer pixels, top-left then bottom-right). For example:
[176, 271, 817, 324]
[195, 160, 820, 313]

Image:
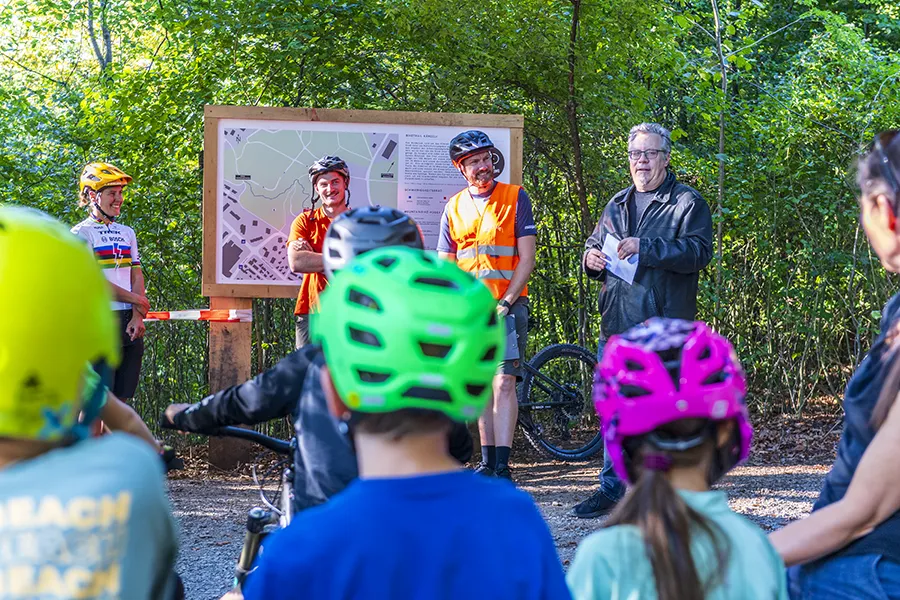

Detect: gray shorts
[499, 299, 529, 380]
[295, 314, 311, 349]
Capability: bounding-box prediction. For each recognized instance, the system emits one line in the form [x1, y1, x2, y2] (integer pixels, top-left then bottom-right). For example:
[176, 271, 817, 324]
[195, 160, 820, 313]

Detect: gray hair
[628, 123, 672, 154]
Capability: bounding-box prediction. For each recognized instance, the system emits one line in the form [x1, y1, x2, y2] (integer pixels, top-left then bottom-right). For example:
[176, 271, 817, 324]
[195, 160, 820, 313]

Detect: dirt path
[168, 457, 829, 600]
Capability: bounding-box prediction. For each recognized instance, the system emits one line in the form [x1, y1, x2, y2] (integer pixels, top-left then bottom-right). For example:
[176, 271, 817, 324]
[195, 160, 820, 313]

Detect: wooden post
[207, 296, 254, 469]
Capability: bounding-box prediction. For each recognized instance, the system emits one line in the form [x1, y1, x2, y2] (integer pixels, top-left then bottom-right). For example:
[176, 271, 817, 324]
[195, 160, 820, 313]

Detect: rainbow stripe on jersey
[94, 244, 137, 269]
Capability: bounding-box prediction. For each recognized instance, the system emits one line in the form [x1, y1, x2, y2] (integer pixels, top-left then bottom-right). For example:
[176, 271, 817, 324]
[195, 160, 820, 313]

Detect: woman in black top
[770, 131, 900, 598]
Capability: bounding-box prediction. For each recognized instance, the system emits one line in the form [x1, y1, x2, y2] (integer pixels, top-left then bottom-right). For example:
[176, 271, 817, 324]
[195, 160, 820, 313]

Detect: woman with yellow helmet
[71, 162, 150, 405]
[0, 205, 180, 599]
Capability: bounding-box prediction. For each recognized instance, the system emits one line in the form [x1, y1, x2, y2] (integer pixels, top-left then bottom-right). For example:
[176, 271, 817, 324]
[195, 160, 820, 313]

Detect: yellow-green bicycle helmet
[311, 246, 504, 422]
[0, 206, 120, 441]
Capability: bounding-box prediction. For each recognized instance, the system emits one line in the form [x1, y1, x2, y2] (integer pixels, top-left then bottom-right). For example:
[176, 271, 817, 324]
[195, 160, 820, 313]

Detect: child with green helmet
[162, 207, 472, 514]
[0, 206, 180, 599]
[241, 247, 571, 600]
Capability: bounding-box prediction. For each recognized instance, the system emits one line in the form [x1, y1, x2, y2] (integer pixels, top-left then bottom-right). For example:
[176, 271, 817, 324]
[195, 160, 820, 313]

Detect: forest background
[2, 0, 899, 436]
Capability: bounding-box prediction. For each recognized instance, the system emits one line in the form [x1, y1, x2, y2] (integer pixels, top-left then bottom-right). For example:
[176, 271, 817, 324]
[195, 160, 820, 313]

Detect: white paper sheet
[601, 233, 638, 285]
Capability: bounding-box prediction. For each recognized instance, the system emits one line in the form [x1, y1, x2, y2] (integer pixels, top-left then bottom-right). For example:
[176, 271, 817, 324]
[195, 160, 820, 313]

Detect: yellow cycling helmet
[79, 162, 133, 195]
[0, 205, 120, 441]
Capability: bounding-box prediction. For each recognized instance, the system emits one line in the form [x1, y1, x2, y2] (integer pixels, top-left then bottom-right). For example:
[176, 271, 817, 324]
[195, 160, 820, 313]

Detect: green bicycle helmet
[311, 246, 503, 422]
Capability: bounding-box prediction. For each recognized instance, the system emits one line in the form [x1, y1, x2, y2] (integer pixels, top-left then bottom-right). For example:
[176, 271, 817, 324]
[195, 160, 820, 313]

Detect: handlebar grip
[158, 414, 179, 431]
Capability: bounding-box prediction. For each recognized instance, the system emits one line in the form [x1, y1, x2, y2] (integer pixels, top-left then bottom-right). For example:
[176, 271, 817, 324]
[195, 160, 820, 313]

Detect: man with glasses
[438, 130, 537, 481]
[572, 122, 713, 518]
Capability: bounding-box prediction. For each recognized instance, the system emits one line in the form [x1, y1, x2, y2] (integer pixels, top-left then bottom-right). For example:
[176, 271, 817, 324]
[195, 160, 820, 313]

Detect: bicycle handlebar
[210, 426, 292, 455]
[159, 415, 291, 455]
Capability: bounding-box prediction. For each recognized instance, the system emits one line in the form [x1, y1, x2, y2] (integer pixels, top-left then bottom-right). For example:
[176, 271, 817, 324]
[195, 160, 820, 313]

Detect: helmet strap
[72, 361, 113, 440]
[89, 190, 116, 223]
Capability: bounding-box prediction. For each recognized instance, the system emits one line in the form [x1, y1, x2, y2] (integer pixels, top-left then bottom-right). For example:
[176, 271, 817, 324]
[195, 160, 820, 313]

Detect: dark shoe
[494, 465, 513, 481]
[571, 488, 618, 518]
[473, 462, 495, 476]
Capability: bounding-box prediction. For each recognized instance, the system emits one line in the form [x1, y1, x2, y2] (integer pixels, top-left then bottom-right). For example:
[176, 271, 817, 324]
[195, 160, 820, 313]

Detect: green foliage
[2, 0, 899, 427]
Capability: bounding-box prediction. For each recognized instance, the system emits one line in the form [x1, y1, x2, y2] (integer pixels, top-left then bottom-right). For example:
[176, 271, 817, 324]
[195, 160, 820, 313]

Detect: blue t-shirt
[243, 470, 571, 600]
[0, 434, 179, 599]
[437, 186, 537, 253]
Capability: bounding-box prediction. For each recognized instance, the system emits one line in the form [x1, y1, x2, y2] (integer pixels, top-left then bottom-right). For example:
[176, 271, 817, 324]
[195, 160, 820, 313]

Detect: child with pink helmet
[567, 317, 787, 600]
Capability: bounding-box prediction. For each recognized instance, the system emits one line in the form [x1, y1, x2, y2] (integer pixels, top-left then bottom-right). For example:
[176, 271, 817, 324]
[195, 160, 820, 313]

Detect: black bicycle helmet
[322, 205, 424, 279]
[309, 155, 350, 183]
[448, 130, 495, 164]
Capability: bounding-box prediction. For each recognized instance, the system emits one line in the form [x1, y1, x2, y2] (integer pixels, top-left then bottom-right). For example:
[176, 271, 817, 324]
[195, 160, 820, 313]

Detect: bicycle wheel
[518, 343, 604, 461]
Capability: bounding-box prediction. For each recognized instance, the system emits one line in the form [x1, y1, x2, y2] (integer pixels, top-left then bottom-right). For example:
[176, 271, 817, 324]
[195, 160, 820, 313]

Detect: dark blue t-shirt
[242, 470, 571, 600]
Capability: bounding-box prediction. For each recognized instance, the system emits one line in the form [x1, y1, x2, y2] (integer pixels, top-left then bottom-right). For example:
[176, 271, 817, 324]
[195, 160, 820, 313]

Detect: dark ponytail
[605, 422, 731, 600]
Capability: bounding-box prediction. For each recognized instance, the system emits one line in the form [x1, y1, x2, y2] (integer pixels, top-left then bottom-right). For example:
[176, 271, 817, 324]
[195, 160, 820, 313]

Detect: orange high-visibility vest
[446, 182, 527, 300]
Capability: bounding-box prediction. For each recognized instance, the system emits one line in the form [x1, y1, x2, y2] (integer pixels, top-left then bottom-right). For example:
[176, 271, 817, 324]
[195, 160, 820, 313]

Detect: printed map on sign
[218, 128, 400, 284]
[214, 118, 512, 287]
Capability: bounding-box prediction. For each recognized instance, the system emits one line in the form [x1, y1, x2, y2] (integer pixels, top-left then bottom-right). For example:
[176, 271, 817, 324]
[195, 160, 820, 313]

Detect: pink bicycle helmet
[594, 318, 752, 484]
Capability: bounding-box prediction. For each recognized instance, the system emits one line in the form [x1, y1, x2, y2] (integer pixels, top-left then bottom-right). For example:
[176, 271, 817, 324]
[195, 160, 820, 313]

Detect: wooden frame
[201, 105, 525, 299]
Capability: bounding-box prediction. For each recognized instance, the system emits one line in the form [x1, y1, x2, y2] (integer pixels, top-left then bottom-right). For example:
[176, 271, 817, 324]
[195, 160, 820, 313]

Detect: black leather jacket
[583, 172, 713, 340]
[172, 344, 474, 512]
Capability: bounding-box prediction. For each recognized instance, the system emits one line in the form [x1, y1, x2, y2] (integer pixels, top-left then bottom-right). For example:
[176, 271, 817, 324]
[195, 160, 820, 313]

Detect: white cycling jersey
[72, 216, 141, 311]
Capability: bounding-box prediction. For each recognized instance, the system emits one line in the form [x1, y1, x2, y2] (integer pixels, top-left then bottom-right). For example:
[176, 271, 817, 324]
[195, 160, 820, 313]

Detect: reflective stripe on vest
[456, 245, 519, 260]
[445, 181, 527, 300]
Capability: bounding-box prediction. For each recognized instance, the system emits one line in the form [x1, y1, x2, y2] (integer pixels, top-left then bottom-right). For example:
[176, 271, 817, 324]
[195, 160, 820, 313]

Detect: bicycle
[162, 423, 294, 588]
[516, 343, 604, 461]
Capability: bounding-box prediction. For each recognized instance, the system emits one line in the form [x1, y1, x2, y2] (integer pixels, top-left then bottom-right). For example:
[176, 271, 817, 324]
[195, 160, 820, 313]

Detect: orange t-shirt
[288, 206, 332, 315]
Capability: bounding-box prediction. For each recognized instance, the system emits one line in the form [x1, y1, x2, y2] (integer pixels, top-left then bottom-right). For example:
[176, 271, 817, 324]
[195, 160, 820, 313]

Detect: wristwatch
[498, 299, 512, 310]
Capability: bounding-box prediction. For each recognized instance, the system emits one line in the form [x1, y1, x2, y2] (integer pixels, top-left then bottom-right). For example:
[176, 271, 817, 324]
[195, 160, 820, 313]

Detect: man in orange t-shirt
[287, 156, 351, 348]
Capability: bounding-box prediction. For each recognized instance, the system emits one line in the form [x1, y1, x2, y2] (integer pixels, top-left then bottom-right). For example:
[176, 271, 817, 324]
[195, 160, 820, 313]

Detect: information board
[202, 106, 523, 298]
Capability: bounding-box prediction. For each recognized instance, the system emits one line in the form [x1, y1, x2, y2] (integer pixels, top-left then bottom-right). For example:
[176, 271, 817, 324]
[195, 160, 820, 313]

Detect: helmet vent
[357, 369, 391, 383]
[698, 346, 712, 360]
[413, 276, 458, 290]
[620, 384, 651, 398]
[624, 360, 645, 371]
[419, 342, 452, 358]
[487, 312, 498, 326]
[466, 384, 486, 397]
[401, 386, 452, 403]
[702, 371, 728, 386]
[375, 256, 398, 270]
[329, 247, 342, 258]
[481, 346, 497, 361]
[349, 326, 383, 348]
[348, 288, 382, 312]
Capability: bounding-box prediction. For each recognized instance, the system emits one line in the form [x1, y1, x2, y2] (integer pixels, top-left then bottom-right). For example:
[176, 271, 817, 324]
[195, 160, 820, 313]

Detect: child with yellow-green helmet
[240, 246, 571, 600]
[0, 206, 180, 598]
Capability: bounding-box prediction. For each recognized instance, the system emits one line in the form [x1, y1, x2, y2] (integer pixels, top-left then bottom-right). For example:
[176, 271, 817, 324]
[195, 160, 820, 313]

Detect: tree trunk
[565, 0, 591, 237]
[87, 0, 112, 71]
[711, 0, 727, 324]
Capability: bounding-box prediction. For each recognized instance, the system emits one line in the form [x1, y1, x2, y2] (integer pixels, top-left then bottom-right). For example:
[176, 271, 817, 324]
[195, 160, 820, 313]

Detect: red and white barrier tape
[143, 309, 253, 323]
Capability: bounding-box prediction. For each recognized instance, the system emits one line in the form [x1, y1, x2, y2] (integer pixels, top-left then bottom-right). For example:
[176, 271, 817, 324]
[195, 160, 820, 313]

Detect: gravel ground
[168, 456, 830, 600]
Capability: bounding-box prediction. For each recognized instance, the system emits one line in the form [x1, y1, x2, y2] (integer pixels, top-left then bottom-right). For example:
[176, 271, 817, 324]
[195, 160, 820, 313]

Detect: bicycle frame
[207, 426, 294, 586]
[518, 360, 584, 409]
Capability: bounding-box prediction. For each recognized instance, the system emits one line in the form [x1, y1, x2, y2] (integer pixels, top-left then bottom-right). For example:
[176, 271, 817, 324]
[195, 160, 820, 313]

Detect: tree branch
[86, 0, 108, 70]
[0, 52, 68, 87]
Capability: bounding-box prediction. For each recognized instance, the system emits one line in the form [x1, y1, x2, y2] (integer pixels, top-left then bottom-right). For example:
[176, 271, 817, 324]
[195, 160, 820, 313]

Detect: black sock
[481, 445, 496, 469]
[496, 446, 511, 470]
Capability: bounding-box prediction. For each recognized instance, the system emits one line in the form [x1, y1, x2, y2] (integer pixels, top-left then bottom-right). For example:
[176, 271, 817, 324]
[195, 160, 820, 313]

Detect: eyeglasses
[627, 149, 666, 161]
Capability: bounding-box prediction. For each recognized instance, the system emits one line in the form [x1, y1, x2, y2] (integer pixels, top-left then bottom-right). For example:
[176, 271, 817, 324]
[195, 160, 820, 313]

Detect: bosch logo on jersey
[100, 235, 128, 244]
